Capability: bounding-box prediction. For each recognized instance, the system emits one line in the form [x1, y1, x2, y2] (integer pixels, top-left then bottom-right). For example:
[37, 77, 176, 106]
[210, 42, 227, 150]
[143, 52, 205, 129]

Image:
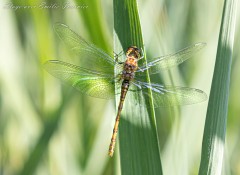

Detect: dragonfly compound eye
[126, 46, 141, 58]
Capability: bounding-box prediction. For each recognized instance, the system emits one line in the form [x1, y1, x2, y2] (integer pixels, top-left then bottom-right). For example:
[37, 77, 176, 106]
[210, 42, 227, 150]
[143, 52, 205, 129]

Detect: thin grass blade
[113, 0, 163, 174]
[199, 0, 238, 174]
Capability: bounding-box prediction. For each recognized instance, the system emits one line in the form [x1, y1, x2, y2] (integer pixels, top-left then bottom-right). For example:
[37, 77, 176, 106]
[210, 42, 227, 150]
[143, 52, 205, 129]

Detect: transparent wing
[136, 43, 206, 75]
[44, 60, 118, 99]
[54, 23, 122, 74]
[130, 80, 207, 107]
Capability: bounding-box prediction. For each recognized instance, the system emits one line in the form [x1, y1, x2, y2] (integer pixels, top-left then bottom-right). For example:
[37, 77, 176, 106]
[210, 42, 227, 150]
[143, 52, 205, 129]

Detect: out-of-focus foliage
[0, 0, 239, 174]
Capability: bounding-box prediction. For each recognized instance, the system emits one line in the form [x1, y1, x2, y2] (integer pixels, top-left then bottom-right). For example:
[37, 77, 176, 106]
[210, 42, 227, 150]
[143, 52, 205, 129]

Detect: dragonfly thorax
[122, 63, 136, 81]
[122, 70, 135, 81]
[122, 46, 139, 81]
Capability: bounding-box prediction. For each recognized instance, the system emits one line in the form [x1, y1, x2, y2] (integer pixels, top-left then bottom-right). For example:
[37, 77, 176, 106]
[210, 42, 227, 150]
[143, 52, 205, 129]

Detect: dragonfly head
[126, 46, 141, 59]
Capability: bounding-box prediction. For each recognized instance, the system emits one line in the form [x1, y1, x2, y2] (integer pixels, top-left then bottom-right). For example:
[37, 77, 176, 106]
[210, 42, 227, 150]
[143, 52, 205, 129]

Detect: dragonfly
[44, 23, 207, 157]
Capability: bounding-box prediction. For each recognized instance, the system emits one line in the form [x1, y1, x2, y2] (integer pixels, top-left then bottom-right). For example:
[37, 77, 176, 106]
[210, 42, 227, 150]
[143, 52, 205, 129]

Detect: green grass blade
[113, 0, 163, 174]
[75, 0, 111, 52]
[199, 0, 238, 174]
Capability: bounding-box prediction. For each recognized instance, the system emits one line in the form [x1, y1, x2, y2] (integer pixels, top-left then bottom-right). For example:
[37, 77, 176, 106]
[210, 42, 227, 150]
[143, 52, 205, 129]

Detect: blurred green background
[0, 0, 239, 175]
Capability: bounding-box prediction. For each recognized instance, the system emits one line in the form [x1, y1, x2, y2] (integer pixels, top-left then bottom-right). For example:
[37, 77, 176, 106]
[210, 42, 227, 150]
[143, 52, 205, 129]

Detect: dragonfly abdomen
[108, 80, 130, 157]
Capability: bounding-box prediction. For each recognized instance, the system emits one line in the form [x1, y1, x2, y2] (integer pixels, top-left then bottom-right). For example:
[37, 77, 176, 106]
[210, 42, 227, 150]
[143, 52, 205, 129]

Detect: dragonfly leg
[137, 48, 145, 60]
[113, 50, 124, 64]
